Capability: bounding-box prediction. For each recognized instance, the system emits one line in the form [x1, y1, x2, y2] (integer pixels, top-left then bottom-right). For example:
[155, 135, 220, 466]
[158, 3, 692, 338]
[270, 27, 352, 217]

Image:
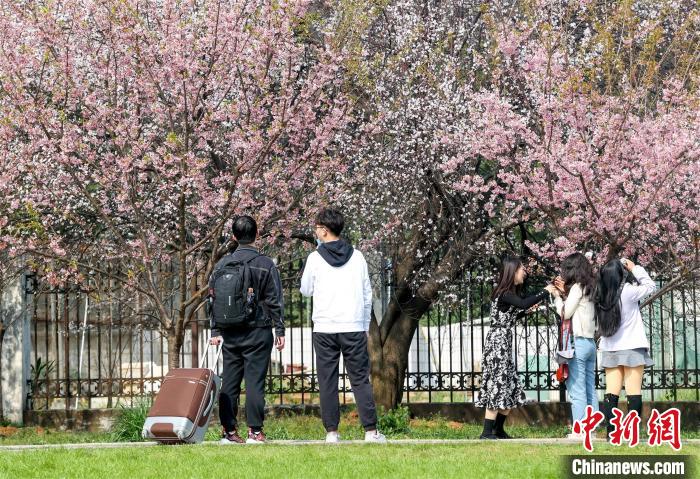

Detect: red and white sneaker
[246, 428, 266, 444]
[220, 428, 245, 444]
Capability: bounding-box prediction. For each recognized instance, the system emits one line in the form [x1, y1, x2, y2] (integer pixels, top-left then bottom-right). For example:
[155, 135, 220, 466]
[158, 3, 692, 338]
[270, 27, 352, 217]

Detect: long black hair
[491, 256, 524, 301]
[560, 252, 596, 298]
[595, 259, 636, 337]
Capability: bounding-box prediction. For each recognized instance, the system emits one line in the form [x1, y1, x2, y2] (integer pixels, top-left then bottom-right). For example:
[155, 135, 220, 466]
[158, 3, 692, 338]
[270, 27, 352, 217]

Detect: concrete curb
[3, 438, 700, 452]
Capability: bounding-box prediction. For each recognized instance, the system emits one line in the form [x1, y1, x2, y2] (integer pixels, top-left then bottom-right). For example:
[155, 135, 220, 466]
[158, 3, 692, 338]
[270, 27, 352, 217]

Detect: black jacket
[209, 246, 285, 337]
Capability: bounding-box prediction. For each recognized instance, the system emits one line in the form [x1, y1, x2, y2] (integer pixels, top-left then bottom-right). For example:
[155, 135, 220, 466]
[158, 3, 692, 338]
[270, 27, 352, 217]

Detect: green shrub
[110, 398, 152, 442]
[377, 405, 411, 435]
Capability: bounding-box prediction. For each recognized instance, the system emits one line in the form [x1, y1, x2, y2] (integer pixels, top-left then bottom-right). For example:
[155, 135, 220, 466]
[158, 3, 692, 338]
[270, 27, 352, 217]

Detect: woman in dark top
[476, 256, 556, 439]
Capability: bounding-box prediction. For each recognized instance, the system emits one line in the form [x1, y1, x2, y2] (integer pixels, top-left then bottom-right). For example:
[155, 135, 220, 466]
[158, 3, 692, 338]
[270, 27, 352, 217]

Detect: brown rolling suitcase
[142, 344, 222, 444]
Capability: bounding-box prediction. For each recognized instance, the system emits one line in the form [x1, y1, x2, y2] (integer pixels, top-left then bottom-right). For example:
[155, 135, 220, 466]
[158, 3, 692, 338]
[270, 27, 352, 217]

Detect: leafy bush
[111, 398, 152, 442]
[377, 405, 411, 435]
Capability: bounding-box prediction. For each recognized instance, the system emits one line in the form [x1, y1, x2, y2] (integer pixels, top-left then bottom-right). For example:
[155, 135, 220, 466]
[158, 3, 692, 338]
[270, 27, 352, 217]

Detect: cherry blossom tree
[0, 0, 352, 367]
[338, 1, 533, 409]
[341, 0, 699, 409]
[1, 0, 697, 409]
[483, 0, 700, 300]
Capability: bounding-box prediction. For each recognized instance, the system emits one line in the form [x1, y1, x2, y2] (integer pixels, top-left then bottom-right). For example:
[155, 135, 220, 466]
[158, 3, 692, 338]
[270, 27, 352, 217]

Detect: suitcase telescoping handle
[199, 341, 223, 371]
[199, 342, 221, 421]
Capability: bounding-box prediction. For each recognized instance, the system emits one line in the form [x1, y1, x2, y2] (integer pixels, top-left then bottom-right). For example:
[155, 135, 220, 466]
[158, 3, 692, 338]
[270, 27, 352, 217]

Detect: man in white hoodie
[300, 208, 386, 443]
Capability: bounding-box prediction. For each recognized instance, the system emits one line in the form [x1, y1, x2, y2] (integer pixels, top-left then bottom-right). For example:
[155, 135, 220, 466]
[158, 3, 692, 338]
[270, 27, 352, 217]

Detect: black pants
[313, 331, 377, 432]
[219, 326, 273, 431]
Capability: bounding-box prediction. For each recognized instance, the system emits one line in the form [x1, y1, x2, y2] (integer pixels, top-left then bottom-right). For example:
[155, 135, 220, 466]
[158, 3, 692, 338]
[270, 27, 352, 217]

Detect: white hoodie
[300, 246, 372, 333]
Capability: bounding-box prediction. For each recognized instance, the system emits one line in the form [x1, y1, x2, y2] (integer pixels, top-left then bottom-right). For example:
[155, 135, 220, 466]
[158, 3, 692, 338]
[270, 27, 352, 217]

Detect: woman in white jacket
[596, 258, 657, 439]
[550, 253, 598, 439]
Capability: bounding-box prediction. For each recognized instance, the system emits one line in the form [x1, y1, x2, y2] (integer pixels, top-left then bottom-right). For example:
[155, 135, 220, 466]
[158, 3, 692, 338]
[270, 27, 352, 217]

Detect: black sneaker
[495, 431, 513, 439]
[479, 433, 500, 440]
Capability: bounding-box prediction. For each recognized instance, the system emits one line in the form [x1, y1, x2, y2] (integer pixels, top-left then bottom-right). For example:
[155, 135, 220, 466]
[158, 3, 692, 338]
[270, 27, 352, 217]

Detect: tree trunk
[369, 288, 431, 411]
[367, 232, 478, 410]
[167, 330, 184, 370]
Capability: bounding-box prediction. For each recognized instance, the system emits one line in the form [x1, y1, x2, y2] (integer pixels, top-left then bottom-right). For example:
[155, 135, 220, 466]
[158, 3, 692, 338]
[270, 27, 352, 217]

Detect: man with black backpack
[208, 215, 285, 444]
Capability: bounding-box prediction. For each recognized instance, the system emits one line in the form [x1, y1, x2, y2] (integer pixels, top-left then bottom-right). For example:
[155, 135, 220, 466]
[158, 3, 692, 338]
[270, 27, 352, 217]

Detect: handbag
[555, 305, 574, 382]
[555, 362, 569, 383]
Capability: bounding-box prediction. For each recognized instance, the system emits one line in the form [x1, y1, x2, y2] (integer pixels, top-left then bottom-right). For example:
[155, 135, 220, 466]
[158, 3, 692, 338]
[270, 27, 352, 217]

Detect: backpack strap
[240, 253, 261, 302]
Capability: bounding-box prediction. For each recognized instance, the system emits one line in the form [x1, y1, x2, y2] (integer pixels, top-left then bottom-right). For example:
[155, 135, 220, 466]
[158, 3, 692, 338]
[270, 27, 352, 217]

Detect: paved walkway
[3, 438, 700, 451]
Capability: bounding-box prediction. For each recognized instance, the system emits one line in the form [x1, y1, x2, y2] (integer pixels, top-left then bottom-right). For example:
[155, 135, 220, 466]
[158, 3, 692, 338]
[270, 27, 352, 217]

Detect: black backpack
[208, 254, 260, 327]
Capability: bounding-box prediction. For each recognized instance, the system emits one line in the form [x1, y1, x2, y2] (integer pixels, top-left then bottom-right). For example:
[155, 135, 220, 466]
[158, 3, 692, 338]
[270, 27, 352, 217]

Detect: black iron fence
[26, 263, 700, 410]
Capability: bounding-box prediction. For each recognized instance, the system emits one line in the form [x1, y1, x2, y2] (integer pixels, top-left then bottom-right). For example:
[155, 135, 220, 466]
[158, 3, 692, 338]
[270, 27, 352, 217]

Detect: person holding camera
[549, 253, 598, 439]
[300, 208, 385, 443]
[596, 257, 656, 440]
[476, 256, 559, 439]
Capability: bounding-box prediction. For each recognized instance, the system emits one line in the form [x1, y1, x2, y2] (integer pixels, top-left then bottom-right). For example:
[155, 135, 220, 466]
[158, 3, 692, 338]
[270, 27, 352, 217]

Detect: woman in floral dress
[476, 256, 556, 439]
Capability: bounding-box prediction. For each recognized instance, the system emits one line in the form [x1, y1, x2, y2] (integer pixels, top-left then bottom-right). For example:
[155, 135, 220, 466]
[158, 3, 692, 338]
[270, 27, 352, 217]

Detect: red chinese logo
[647, 407, 682, 451]
[609, 407, 640, 447]
[572, 405, 604, 452]
[574, 406, 682, 451]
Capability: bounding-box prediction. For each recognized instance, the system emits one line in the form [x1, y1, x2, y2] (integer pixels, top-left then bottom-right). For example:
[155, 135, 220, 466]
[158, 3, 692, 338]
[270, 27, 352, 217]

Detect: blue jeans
[566, 336, 599, 424]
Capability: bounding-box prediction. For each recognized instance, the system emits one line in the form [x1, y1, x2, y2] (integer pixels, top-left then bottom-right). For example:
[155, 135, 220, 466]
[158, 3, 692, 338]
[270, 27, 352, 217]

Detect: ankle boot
[479, 418, 499, 440]
[494, 413, 512, 439]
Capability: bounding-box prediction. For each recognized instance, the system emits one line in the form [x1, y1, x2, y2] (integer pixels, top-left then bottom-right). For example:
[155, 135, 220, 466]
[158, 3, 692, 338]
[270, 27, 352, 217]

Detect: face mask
[316, 238, 322, 247]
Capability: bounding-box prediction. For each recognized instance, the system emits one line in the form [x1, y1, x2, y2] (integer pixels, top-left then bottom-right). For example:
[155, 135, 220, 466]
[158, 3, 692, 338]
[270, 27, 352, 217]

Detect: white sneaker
[364, 430, 387, 443]
[325, 431, 340, 443]
[566, 432, 585, 440]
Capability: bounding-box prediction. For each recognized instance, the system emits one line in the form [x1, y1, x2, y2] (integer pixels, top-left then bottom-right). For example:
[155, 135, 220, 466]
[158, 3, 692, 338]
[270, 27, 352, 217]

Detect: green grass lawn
[0, 443, 697, 479]
[2, 410, 698, 479]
